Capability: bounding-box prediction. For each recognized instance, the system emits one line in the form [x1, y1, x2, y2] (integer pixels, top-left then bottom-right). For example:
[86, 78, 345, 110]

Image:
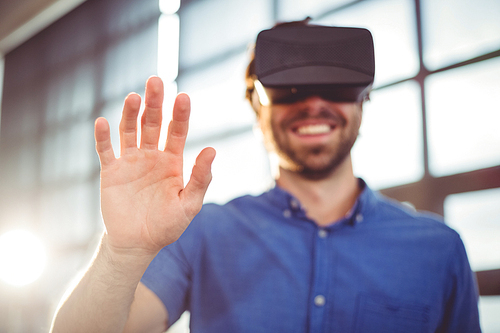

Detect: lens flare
[0, 230, 46, 286]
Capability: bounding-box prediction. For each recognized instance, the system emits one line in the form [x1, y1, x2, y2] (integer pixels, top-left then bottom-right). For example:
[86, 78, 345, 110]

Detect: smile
[295, 124, 332, 135]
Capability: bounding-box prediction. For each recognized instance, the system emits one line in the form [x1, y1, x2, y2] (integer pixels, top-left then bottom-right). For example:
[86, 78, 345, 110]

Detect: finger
[165, 93, 190, 155]
[181, 147, 216, 218]
[119, 93, 141, 155]
[140, 76, 164, 150]
[95, 117, 116, 166]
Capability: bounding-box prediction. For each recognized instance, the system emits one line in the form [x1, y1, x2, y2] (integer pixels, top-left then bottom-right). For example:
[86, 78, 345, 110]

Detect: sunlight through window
[0, 230, 46, 286]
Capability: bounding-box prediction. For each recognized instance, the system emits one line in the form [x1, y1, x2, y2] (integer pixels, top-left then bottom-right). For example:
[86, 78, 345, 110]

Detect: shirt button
[318, 229, 328, 238]
[283, 209, 292, 218]
[356, 213, 364, 223]
[314, 295, 326, 307]
[290, 199, 300, 210]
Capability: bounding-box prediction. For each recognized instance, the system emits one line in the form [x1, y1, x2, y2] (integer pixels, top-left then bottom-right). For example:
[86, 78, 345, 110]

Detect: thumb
[181, 147, 216, 218]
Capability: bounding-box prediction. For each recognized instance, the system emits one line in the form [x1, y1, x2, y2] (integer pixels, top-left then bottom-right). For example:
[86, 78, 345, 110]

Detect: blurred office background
[0, 0, 498, 331]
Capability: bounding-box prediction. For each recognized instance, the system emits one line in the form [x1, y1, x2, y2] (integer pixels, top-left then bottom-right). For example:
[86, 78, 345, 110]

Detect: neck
[275, 156, 361, 226]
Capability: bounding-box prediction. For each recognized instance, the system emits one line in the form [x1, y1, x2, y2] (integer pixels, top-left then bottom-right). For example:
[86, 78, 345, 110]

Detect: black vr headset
[253, 24, 375, 105]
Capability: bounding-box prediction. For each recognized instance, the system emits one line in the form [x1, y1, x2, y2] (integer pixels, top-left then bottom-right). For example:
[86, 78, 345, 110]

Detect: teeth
[297, 124, 331, 135]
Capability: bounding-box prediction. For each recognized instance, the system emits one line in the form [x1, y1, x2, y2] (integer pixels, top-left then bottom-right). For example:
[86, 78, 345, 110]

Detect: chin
[295, 152, 351, 178]
[278, 159, 336, 179]
[297, 167, 335, 180]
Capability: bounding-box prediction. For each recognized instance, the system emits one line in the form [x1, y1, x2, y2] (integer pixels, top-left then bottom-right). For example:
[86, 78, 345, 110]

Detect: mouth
[295, 123, 332, 135]
[291, 122, 337, 137]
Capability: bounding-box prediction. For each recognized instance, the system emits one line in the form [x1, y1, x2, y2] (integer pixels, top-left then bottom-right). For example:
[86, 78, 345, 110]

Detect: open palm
[94, 77, 215, 256]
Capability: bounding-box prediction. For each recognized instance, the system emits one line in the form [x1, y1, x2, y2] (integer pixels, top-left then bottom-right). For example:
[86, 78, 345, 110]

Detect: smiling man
[51, 20, 481, 333]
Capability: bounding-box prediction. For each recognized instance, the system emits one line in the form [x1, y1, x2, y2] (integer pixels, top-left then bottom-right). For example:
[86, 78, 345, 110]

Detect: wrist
[97, 233, 157, 278]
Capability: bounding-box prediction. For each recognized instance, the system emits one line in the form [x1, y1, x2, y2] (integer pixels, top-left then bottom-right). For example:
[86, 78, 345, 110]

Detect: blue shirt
[141, 182, 480, 332]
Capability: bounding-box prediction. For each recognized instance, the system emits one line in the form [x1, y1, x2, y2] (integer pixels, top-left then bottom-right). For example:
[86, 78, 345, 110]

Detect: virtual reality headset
[254, 24, 375, 104]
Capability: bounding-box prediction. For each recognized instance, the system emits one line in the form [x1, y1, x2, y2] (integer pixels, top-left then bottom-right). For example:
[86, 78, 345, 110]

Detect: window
[352, 81, 423, 189]
[445, 188, 500, 332]
[426, 57, 500, 176]
[422, 0, 500, 70]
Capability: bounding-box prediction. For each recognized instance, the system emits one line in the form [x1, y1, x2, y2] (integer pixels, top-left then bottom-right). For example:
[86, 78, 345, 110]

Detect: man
[51, 21, 480, 332]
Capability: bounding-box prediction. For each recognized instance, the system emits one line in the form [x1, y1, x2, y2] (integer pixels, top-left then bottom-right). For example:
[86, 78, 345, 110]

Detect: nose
[297, 95, 332, 115]
[303, 95, 327, 104]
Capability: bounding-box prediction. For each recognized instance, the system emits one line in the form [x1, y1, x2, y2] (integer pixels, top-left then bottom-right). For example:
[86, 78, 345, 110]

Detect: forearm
[51, 234, 156, 333]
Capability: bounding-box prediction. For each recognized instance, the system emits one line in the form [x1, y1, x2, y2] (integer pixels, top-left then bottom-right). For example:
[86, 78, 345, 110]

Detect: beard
[266, 106, 361, 180]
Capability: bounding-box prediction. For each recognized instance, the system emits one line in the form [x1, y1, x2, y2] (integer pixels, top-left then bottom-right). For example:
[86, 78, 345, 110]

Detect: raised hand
[94, 76, 215, 257]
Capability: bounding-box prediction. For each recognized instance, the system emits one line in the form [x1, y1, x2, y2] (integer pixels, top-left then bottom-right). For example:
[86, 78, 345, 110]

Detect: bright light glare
[157, 14, 180, 83]
[253, 80, 270, 106]
[159, 0, 180, 14]
[0, 230, 46, 286]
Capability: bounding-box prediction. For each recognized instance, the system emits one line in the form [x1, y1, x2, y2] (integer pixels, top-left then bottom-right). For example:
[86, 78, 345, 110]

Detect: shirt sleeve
[140, 208, 209, 327]
[141, 240, 192, 326]
[438, 233, 481, 332]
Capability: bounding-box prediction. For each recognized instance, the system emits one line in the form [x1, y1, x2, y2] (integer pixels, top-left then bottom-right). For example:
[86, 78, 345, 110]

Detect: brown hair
[245, 18, 313, 114]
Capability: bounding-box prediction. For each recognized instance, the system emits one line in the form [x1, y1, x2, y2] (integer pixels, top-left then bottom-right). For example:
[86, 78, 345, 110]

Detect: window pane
[41, 120, 95, 183]
[445, 188, 500, 271]
[352, 81, 423, 190]
[313, 0, 419, 86]
[277, 0, 353, 21]
[426, 57, 500, 176]
[422, 0, 500, 70]
[40, 182, 101, 246]
[184, 130, 272, 204]
[479, 297, 500, 333]
[179, 0, 273, 68]
[45, 60, 96, 125]
[1, 142, 38, 189]
[178, 52, 256, 141]
[444, 188, 500, 333]
[102, 24, 158, 101]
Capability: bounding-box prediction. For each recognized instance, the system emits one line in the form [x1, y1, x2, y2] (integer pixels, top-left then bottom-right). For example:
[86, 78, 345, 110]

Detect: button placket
[309, 224, 330, 332]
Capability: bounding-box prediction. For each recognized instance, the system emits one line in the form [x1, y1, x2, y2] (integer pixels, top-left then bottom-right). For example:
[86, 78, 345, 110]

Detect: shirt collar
[263, 178, 380, 227]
